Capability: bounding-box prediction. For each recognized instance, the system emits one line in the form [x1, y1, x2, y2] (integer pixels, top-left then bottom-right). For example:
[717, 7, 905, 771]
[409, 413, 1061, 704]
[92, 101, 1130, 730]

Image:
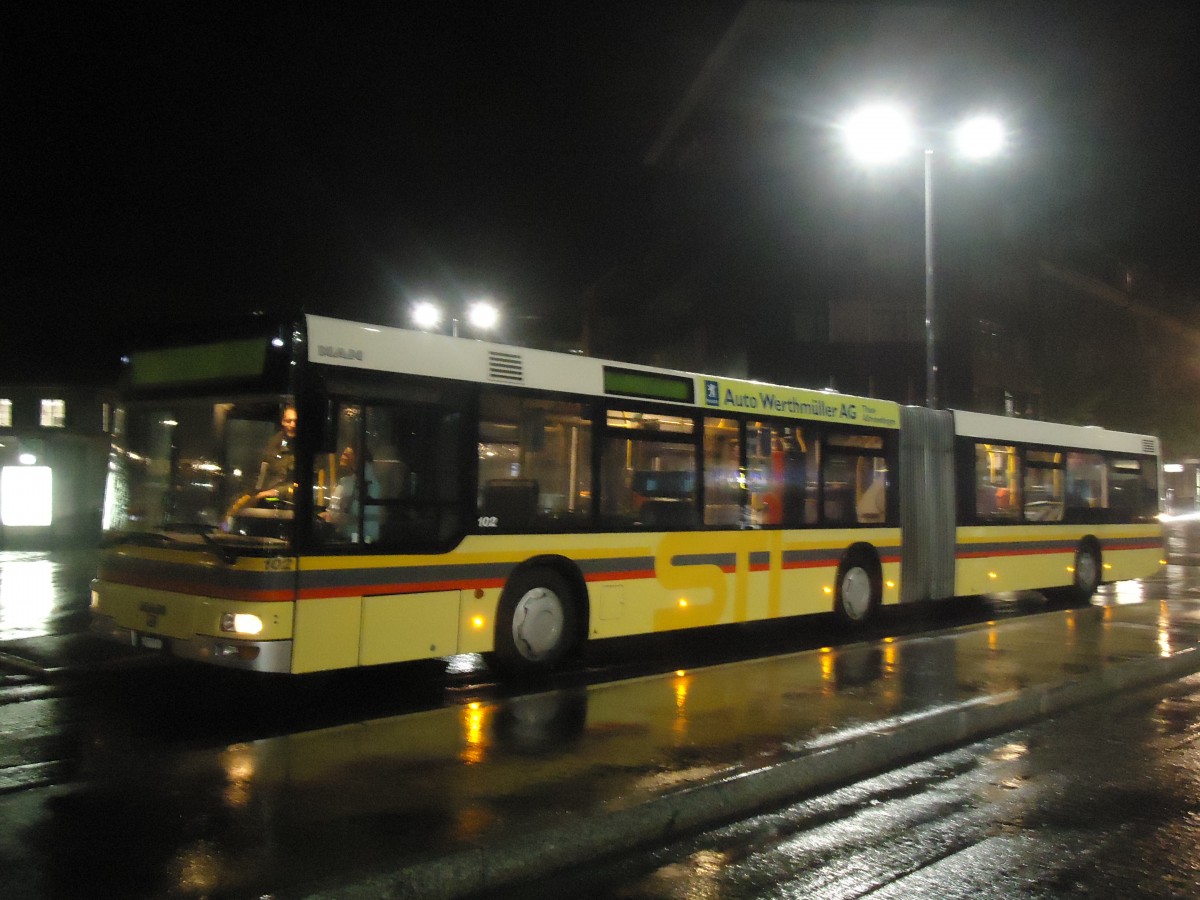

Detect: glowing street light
[954, 115, 1006, 159]
[409, 298, 500, 337]
[410, 300, 443, 332]
[840, 105, 1007, 408]
[842, 103, 914, 164]
[466, 299, 500, 332]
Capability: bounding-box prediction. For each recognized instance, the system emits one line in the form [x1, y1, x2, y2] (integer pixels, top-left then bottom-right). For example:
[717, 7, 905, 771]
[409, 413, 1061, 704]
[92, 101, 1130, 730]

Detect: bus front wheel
[493, 567, 580, 676]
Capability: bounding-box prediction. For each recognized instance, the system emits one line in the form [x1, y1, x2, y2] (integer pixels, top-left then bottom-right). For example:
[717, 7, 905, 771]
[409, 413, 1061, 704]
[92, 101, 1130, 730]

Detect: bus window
[1023, 449, 1064, 522]
[310, 400, 462, 550]
[312, 404, 384, 545]
[1110, 458, 1158, 520]
[703, 417, 741, 527]
[1066, 452, 1106, 513]
[602, 409, 697, 529]
[746, 422, 818, 527]
[975, 443, 1020, 522]
[478, 392, 592, 531]
[824, 432, 888, 525]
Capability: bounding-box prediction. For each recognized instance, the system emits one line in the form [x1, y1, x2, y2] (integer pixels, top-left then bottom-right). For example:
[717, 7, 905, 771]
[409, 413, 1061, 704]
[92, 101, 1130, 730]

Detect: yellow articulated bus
[90, 314, 1163, 675]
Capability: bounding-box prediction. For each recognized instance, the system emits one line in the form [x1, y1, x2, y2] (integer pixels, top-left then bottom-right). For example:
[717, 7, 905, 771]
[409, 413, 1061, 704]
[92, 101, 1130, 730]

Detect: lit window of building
[1, 465, 53, 526]
[40, 399, 66, 428]
[0, 399, 11, 428]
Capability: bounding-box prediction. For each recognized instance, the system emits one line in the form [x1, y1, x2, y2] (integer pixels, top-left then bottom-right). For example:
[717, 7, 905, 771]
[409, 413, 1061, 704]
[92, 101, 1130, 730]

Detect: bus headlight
[221, 613, 264, 636]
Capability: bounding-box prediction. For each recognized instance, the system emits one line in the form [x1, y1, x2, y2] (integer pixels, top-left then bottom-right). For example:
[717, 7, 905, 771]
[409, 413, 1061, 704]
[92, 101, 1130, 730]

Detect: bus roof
[306, 314, 902, 430]
[952, 409, 1158, 456]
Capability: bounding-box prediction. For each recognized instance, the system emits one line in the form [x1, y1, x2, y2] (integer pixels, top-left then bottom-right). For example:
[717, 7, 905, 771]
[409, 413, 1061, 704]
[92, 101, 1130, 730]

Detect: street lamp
[409, 298, 500, 338]
[841, 105, 1006, 407]
[465, 299, 500, 333]
[411, 299, 443, 332]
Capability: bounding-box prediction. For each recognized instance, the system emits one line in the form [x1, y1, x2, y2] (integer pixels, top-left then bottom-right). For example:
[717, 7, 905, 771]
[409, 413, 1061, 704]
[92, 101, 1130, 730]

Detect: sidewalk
[272, 594, 1200, 899]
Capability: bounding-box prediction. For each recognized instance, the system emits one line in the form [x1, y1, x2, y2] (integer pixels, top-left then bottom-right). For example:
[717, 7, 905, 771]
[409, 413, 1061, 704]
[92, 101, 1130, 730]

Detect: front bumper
[91, 614, 293, 673]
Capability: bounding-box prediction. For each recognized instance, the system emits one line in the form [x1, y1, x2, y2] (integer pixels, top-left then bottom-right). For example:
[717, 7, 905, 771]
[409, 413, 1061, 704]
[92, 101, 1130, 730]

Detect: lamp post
[842, 105, 1005, 408]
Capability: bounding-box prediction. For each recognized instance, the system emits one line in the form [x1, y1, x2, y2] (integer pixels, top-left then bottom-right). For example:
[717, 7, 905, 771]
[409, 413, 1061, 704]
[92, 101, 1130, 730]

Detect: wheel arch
[840, 541, 883, 579]
[501, 554, 590, 651]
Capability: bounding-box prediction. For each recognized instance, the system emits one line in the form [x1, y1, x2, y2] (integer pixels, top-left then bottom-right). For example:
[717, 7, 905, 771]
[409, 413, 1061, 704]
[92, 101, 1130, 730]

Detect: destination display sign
[700, 378, 901, 429]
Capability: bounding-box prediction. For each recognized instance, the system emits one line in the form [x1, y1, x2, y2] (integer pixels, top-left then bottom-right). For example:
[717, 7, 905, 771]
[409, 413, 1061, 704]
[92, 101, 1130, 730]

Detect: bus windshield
[104, 395, 299, 549]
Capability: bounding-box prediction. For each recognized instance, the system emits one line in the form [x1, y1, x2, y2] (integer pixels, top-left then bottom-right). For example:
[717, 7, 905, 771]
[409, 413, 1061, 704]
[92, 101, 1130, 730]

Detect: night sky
[5, 2, 1200, 381]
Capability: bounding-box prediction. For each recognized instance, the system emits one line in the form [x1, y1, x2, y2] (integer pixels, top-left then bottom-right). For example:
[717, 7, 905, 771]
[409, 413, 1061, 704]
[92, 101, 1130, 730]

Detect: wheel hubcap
[511, 587, 564, 661]
[840, 566, 872, 620]
[1077, 552, 1098, 591]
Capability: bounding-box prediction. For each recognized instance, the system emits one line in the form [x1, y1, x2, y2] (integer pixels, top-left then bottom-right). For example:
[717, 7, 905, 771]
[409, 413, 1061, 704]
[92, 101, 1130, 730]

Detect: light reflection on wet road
[0, 523, 1196, 899]
[513, 671, 1200, 900]
[0, 550, 96, 641]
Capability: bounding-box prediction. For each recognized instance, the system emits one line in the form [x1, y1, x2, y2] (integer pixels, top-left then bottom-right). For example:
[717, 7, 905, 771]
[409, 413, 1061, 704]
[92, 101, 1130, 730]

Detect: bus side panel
[1096, 526, 1163, 582]
[589, 528, 901, 639]
[360, 591, 462, 665]
[292, 595, 362, 673]
[954, 524, 1162, 596]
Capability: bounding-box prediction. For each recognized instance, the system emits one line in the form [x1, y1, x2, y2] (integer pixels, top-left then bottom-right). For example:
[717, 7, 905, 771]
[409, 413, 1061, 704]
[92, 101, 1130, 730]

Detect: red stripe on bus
[956, 547, 1067, 560]
[297, 578, 505, 599]
[585, 569, 656, 583]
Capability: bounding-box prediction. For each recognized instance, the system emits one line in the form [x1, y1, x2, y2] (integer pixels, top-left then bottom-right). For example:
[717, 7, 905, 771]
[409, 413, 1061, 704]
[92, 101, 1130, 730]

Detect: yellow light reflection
[220, 744, 256, 809]
[819, 647, 837, 697]
[173, 840, 222, 895]
[453, 804, 495, 841]
[460, 701, 489, 765]
[672, 670, 692, 742]
[883, 640, 898, 678]
[1159, 599, 1173, 658]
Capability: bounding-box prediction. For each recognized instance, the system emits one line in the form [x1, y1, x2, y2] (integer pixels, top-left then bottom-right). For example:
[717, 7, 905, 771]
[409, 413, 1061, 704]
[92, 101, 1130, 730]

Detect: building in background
[0, 383, 113, 548]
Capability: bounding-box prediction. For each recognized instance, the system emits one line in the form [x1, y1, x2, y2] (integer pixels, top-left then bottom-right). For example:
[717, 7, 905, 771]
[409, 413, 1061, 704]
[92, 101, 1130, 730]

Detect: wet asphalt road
[498, 665, 1200, 899]
[0, 521, 1197, 898]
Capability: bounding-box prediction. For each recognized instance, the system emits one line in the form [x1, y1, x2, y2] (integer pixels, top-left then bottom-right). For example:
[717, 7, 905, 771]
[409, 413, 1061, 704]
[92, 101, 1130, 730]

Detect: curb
[307, 646, 1200, 900]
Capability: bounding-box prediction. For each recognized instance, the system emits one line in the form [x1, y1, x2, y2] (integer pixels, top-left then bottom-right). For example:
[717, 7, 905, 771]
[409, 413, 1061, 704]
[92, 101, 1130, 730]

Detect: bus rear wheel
[1067, 541, 1102, 604]
[493, 567, 580, 676]
[1047, 540, 1102, 607]
[835, 550, 882, 625]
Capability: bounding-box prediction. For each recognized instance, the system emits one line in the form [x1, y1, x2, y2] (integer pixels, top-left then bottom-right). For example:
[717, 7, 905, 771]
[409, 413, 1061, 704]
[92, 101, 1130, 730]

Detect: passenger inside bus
[320, 446, 380, 541]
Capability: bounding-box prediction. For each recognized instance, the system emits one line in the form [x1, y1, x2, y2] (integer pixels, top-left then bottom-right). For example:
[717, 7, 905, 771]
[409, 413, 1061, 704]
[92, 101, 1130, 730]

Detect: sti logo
[704, 380, 720, 406]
